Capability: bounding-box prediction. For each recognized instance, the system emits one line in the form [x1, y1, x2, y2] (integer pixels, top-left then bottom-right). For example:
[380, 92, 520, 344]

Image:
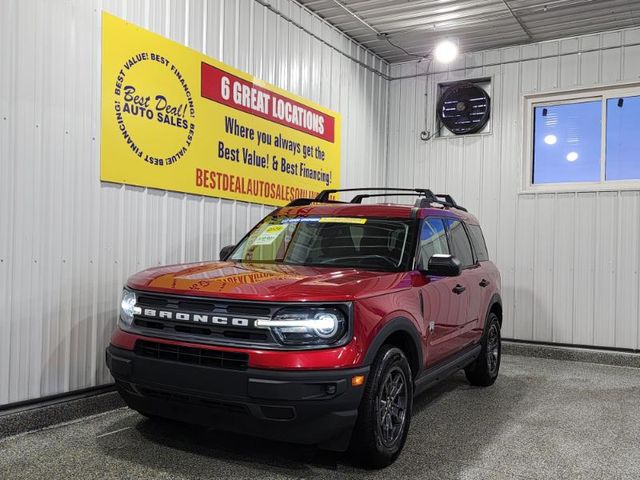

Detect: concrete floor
[1, 354, 640, 480]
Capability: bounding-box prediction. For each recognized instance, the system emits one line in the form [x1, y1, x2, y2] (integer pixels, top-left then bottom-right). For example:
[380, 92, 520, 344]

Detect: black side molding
[413, 344, 481, 396]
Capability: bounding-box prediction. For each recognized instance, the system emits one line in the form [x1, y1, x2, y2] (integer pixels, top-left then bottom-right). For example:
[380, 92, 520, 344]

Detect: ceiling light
[566, 152, 578, 162]
[544, 134, 557, 145]
[434, 40, 458, 64]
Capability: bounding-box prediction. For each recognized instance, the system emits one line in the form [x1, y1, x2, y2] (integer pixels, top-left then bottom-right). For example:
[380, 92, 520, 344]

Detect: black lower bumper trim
[106, 345, 368, 450]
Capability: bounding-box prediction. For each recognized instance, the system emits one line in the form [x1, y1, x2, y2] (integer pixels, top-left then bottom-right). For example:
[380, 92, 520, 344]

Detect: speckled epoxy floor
[2, 354, 640, 479]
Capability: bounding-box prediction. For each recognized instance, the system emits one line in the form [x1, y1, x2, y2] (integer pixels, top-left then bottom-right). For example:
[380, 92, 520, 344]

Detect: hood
[127, 261, 416, 301]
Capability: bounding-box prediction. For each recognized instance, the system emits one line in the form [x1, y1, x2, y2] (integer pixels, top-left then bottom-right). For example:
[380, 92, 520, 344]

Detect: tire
[465, 312, 501, 387]
[350, 345, 413, 469]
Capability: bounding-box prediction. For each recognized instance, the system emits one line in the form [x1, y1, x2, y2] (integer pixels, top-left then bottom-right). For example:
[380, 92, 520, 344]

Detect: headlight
[255, 307, 347, 346]
[120, 289, 140, 326]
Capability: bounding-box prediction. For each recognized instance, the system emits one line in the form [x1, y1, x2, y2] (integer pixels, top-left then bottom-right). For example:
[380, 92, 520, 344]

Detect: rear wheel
[350, 345, 413, 469]
[465, 313, 501, 386]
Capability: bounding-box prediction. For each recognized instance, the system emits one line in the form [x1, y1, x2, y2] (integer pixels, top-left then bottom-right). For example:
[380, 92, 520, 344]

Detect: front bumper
[106, 345, 368, 450]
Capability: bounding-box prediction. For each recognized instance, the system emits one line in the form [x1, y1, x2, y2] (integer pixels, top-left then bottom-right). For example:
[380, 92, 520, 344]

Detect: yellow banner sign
[100, 12, 341, 206]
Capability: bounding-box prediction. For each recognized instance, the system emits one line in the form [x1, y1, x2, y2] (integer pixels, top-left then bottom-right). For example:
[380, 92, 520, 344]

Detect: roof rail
[434, 194, 467, 212]
[415, 194, 468, 212]
[315, 187, 438, 203]
[350, 192, 432, 203]
[285, 197, 346, 207]
[286, 188, 467, 212]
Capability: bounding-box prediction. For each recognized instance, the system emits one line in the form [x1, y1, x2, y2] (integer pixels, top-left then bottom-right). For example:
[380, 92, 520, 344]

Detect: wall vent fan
[437, 82, 491, 135]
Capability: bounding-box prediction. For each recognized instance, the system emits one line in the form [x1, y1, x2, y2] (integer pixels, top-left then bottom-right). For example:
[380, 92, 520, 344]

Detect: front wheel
[350, 345, 413, 469]
[465, 313, 501, 386]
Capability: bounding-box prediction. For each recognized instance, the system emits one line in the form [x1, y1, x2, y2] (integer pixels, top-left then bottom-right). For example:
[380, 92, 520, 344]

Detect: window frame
[466, 223, 489, 263]
[416, 216, 451, 268]
[444, 218, 478, 270]
[523, 83, 640, 192]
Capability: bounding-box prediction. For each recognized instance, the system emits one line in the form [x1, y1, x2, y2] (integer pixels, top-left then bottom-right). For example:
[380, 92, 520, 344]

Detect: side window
[467, 224, 489, 262]
[419, 218, 449, 266]
[445, 219, 475, 268]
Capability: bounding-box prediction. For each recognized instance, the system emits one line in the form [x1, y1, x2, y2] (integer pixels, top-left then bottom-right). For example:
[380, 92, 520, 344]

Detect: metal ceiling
[296, 0, 640, 63]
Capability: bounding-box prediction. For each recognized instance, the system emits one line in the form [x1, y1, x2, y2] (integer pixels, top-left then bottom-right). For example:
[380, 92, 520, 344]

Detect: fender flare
[362, 317, 424, 369]
[483, 293, 503, 334]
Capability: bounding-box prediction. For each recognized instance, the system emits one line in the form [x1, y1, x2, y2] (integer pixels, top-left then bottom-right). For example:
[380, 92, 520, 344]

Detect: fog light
[325, 384, 337, 395]
[351, 375, 365, 387]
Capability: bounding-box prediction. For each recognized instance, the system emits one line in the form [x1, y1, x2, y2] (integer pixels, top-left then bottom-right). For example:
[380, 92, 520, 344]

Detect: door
[444, 218, 479, 349]
[418, 217, 470, 366]
[466, 223, 495, 343]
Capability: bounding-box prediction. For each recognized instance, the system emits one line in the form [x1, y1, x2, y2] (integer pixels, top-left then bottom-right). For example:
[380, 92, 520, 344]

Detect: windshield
[230, 216, 416, 271]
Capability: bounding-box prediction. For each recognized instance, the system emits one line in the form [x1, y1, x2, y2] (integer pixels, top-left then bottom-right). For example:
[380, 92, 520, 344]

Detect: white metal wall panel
[0, 0, 389, 406]
[387, 26, 640, 351]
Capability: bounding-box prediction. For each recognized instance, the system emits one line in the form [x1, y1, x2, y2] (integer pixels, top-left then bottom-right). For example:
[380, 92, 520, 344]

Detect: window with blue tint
[418, 218, 449, 267]
[606, 96, 640, 181]
[533, 101, 602, 184]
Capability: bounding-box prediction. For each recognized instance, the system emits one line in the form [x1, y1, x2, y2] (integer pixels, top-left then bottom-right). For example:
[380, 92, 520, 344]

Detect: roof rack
[315, 188, 437, 203]
[350, 192, 431, 203]
[286, 188, 467, 212]
[427, 194, 468, 212]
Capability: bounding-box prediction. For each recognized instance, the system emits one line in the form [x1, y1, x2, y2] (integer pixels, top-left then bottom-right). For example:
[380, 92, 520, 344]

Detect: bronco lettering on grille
[141, 308, 255, 327]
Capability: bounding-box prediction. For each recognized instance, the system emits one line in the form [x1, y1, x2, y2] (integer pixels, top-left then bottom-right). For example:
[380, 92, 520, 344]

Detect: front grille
[130, 291, 277, 347]
[135, 340, 249, 370]
[132, 318, 269, 341]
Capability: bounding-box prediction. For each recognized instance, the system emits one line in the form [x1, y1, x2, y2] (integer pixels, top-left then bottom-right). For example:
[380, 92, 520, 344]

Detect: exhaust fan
[437, 82, 491, 135]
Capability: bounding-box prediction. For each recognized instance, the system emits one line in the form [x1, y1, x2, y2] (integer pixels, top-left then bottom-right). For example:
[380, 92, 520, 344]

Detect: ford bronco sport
[106, 187, 502, 468]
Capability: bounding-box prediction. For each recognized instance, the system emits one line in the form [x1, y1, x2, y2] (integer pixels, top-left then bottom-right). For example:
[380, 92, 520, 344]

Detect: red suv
[106, 188, 502, 468]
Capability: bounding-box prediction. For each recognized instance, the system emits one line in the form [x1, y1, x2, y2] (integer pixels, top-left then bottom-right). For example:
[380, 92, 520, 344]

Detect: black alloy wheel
[376, 365, 408, 448]
[350, 345, 413, 469]
[465, 312, 501, 387]
[486, 321, 500, 376]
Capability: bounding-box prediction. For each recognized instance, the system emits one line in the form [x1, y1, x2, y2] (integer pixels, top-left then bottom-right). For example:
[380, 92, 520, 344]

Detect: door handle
[452, 284, 466, 294]
[479, 279, 490, 288]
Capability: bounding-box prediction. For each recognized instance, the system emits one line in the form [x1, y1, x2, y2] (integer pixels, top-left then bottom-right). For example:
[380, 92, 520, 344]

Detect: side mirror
[219, 245, 235, 261]
[423, 254, 461, 277]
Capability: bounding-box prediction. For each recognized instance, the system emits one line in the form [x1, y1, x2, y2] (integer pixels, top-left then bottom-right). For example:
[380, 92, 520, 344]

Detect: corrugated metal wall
[387, 27, 640, 351]
[0, 0, 389, 406]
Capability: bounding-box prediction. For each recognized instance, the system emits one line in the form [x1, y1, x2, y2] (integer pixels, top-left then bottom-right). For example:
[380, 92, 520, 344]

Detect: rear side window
[445, 219, 475, 268]
[419, 218, 449, 266]
[467, 224, 489, 262]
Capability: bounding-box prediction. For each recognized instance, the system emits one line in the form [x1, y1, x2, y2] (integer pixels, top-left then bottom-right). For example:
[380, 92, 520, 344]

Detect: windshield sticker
[318, 217, 367, 224]
[280, 217, 320, 224]
[252, 225, 287, 245]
